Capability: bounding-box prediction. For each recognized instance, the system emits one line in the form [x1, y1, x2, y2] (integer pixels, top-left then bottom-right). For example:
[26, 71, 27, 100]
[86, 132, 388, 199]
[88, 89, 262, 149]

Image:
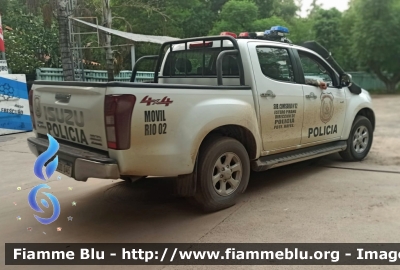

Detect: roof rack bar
[154, 35, 245, 85]
[216, 50, 243, 86]
[130, 55, 158, 82]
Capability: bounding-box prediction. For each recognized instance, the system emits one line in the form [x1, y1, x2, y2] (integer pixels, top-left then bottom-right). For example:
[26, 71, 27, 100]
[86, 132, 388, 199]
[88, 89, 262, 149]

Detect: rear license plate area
[56, 160, 73, 177]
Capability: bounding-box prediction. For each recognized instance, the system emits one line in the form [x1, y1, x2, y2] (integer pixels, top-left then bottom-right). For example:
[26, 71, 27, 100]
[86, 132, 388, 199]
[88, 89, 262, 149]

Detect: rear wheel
[340, 116, 373, 161]
[194, 136, 250, 212]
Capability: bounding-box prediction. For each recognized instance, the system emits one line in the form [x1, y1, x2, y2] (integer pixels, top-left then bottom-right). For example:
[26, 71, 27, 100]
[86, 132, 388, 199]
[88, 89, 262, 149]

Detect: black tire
[340, 116, 373, 161]
[121, 176, 147, 184]
[193, 136, 250, 212]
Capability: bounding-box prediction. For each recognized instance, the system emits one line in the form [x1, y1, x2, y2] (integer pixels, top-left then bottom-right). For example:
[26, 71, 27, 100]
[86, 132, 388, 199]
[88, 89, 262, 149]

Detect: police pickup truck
[27, 26, 375, 212]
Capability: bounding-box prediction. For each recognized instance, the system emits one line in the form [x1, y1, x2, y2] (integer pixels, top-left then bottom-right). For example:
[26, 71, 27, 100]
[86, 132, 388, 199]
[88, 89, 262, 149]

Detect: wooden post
[57, 0, 74, 81]
[103, 0, 114, 82]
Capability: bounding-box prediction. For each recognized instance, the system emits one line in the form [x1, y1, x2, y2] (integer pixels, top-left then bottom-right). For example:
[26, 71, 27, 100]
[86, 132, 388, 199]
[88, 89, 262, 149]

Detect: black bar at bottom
[5, 243, 400, 265]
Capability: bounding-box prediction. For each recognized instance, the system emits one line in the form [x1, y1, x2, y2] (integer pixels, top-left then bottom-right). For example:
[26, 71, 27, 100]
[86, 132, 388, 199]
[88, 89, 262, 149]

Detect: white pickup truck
[27, 35, 375, 212]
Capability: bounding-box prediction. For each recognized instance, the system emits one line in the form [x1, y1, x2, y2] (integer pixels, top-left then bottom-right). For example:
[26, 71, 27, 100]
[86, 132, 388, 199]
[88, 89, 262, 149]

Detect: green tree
[307, 0, 322, 17]
[180, 1, 216, 37]
[252, 16, 288, 31]
[210, 0, 230, 13]
[287, 17, 314, 44]
[312, 8, 343, 60]
[12, 0, 76, 80]
[274, 0, 299, 21]
[351, 0, 400, 92]
[253, 0, 298, 20]
[210, 0, 258, 34]
[2, 4, 60, 74]
[337, 1, 358, 71]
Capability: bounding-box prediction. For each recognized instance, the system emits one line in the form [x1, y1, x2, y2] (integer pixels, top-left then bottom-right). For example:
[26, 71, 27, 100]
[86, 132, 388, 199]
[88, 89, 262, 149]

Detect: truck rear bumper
[27, 137, 120, 181]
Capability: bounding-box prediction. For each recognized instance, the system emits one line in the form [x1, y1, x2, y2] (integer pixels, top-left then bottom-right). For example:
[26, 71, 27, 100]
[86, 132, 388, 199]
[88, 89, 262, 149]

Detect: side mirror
[340, 73, 353, 87]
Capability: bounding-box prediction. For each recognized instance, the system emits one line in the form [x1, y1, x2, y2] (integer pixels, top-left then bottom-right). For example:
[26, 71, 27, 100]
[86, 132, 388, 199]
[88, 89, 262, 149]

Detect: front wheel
[340, 116, 373, 161]
[194, 136, 250, 212]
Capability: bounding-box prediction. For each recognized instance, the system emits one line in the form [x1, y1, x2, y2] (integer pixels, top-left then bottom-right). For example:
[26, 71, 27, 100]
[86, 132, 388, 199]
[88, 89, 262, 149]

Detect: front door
[296, 50, 347, 145]
[248, 43, 304, 153]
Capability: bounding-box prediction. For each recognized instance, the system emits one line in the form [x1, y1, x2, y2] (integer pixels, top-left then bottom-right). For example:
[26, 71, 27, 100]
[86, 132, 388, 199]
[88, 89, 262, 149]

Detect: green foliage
[252, 16, 288, 32]
[350, 0, 400, 91]
[209, 0, 298, 36]
[287, 17, 314, 44]
[253, 0, 298, 20]
[312, 8, 343, 63]
[2, 4, 60, 74]
[210, 0, 258, 34]
[313, 9, 342, 51]
[333, 7, 356, 71]
[272, 0, 299, 20]
[181, 2, 216, 38]
[2, 0, 399, 92]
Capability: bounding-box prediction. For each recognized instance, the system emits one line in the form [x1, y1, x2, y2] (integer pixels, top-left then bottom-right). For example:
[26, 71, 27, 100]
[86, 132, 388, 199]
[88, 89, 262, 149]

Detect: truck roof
[171, 39, 316, 56]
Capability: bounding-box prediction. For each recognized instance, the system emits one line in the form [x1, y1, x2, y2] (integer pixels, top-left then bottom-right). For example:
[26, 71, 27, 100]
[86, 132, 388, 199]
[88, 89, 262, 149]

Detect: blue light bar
[270, 26, 289, 33]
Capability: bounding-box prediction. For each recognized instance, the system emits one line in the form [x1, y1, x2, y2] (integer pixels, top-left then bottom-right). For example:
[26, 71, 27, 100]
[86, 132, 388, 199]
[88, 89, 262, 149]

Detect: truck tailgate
[32, 83, 108, 151]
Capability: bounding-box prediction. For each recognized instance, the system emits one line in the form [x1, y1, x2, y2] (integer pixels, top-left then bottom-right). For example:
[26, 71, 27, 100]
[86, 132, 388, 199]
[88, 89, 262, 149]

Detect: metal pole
[76, 22, 85, 81]
[131, 44, 136, 70]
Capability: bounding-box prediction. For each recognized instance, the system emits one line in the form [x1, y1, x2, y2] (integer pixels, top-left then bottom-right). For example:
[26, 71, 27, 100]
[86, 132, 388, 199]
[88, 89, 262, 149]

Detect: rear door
[248, 42, 304, 153]
[32, 83, 108, 151]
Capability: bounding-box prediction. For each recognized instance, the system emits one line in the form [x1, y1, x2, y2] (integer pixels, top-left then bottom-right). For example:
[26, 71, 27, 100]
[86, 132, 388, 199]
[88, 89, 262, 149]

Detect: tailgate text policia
[43, 106, 88, 145]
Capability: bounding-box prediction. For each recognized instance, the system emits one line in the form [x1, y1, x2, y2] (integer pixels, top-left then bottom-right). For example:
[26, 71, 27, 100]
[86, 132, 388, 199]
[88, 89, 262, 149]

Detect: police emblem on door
[320, 93, 334, 124]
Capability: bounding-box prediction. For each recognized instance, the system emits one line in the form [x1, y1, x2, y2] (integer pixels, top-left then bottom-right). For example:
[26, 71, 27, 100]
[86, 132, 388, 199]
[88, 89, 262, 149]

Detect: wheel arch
[355, 108, 375, 132]
[176, 124, 259, 198]
[199, 125, 259, 161]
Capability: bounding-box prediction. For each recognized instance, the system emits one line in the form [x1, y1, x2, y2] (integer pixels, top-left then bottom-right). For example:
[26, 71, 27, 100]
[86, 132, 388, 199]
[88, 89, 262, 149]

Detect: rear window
[162, 48, 239, 77]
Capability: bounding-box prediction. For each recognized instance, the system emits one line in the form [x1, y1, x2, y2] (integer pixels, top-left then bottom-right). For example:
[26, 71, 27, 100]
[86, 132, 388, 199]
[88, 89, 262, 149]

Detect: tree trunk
[385, 81, 398, 93]
[57, 0, 74, 81]
[371, 67, 400, 93]
[103, 0, 114, 81]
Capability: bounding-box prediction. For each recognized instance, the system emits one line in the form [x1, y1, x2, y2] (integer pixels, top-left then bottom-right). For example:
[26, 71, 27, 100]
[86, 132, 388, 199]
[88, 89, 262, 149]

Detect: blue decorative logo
[28, 184, 61, 225]
[29, 134, 61, 225]
[34, 134, 59, 181]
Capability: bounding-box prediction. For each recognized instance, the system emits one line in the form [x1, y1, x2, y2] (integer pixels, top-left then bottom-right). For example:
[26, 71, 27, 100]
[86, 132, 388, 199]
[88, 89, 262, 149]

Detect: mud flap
[174, 156, 198, 197]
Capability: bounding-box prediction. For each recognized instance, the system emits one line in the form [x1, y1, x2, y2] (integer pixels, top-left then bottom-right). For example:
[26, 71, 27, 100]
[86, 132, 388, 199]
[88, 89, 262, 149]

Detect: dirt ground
[0, 95, 399, 270]
[363, 95, 400, 167]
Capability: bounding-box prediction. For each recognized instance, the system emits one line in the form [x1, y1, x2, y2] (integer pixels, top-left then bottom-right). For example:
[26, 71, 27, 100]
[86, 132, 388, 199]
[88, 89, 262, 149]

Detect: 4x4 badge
[140, 96, 173, 106]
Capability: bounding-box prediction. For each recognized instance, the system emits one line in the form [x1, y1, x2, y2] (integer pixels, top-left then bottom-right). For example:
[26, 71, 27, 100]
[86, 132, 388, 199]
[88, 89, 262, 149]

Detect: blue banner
[0, 74, 32, 134]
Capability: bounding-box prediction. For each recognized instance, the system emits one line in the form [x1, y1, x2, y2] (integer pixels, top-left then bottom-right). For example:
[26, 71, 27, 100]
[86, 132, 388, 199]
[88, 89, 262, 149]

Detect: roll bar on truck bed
[130, 35, 246, 86]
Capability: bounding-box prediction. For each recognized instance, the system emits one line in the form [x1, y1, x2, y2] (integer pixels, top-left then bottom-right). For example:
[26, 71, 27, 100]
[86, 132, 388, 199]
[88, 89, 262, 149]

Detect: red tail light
[104, 95, 136, 150]
[28, 90, 36, 129]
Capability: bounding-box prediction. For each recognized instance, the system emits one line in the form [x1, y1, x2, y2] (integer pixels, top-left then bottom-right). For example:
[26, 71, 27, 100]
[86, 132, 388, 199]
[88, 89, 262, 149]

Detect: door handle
[261, 90, 276, 98]
[306, 92, 317, 100]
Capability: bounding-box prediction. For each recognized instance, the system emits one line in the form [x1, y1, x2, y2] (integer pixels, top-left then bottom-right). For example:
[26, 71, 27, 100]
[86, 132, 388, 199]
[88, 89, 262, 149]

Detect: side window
[298, 51, 337, 86]
[221, 55, 239, 76]
[164, 50, 215, 76]
[163, 48, 239, 77]
[256, 47, 295, 83]
[209, 53, 240, 76]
